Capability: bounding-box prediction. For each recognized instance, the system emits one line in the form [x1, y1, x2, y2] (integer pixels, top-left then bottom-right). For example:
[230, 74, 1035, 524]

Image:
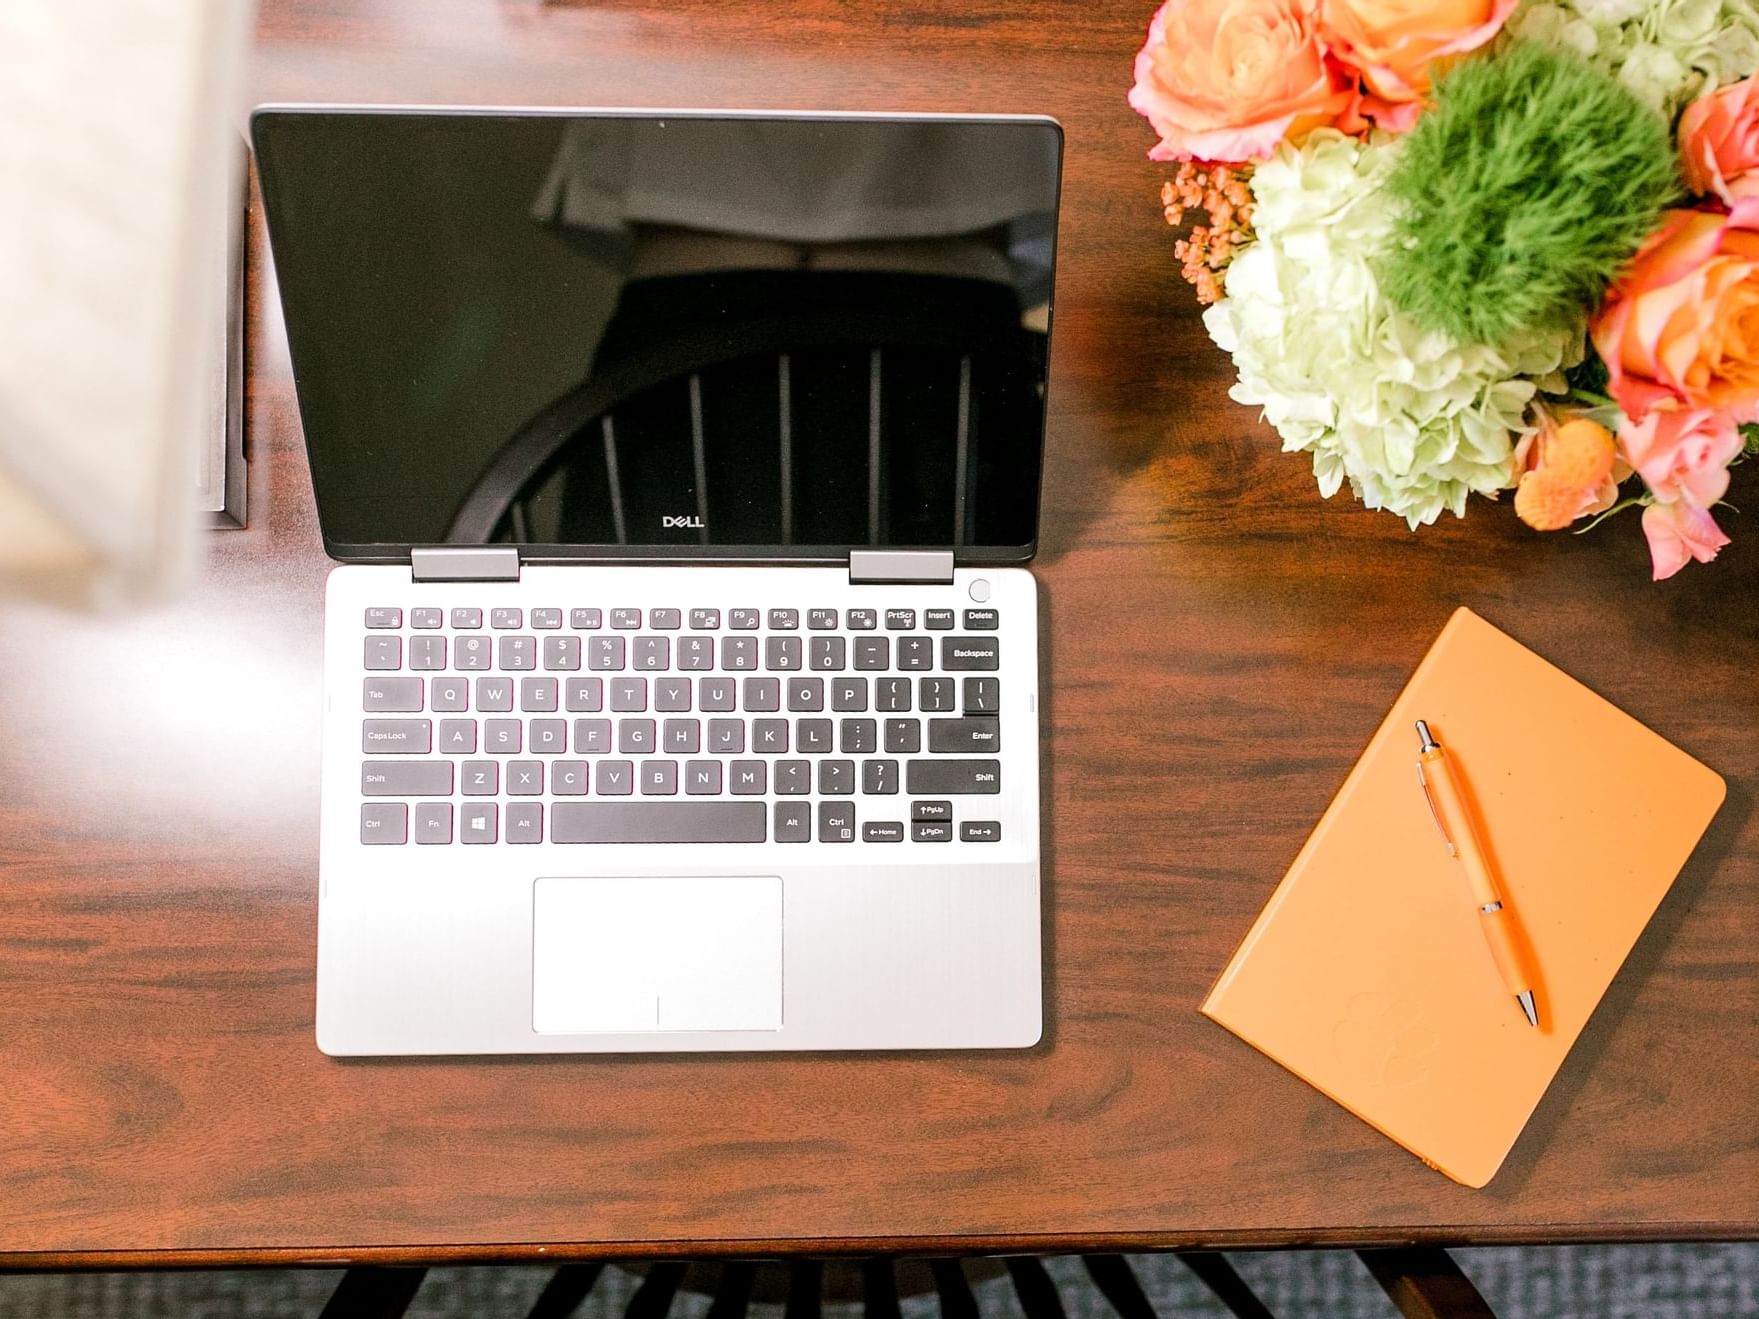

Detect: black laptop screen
[251, 110, 1062, 561]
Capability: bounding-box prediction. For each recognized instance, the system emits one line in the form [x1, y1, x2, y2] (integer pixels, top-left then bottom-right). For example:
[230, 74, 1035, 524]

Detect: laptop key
[774, 801, 811, 843]
[485, 719, 521, 754]
[925, 608, 955, 630]
[912, 822, 954, 842]
[360, 803, 407, 844]
[728, 608, 760, 630]
[841, 718, 877, 754]
[919, 677, 956, 712]
[461, 760, 498, 795]
[913, 800, 953, 821]
[809, 637, 846, 671]
[655, 677, 692, 711]
[678, 636, 714, 670]
[884, 718, 921, 754]
[897, 636, 932, 670]
[709, 718, 746, 754]
[609, 677, 647, 712]
[768, 608, 799, 630]
[941, 636, 999, 671]
[752, 718, 787, 754]
[499, 635, 536, 670]
[663, 718, 700, 754]
[543, 636, 581, 670]
[508, 761, 543, 795]
[455, 635, 490, 670]
[552, 802, 767, 843]
[854, 637, 889, 670]
[588, 636, 625, 670]
[818, 760, 855, 795]
[361, 719, 430, 753]
[596, 760, 634, 795]
[413, 802, 453, 844]
[962, 677, 999, 713]
[928, 717, 1000, 754]
[699, 676, 736, 711]
[431, 677, 468, 712]
[808, 608, 838, 629]
[520, 677, 559, 712]
[364, 636, 401, 670]
[450, 607, 482, 629]
[863, 820, 904, 842]
[862, 759, 899, 795]
[362, 760, 453, 796]
[490, 608, 522, 629]
[876, 677, 911, 712]
[611, 608, 641, 629]
[529, 719, 567, 754]
[409, 636, 446, 670]
[633, 636, 670, 670]
[570, 607, 602, 629]
[460, 803, 497, 843]
[729, 760, 766, 794]
[832, 677, 868, 711]
[963, 608, 999, 630]
[476, 677, 513, 712]
[722, 636, 758, 670]
[905, 759, 1001, 794]
[618, 718, 656, 754]
[797, 719, 833, 753]
[743, 677, 780, 711]
[689, 608, 721, 629]
[787, 677, 824, 712]
[847, 609, 878, 630]
[364, 676, 422, 712]
[818, 801, 856, 842]
[506, 803, 543, 843]
[775, 760, 811, 795]
[552, 761, 589, 795]
[410, 608, 444, 629]
[764, 636, 802, 670]
[565, 676, 604, 712]
[438, 718, 477, 754]
[532, 608, 563, 630]
[640, 760, 678, 795]
[885, 609, 915, 630]
[649, 608, 682, 629]
[960, 820, 1002, 842]
[573, 718, 611, 754]
[685, 760, 722, 795]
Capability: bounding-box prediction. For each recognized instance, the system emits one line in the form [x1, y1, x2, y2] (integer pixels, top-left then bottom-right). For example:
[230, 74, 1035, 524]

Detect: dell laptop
[251, 107, 1062, 1054]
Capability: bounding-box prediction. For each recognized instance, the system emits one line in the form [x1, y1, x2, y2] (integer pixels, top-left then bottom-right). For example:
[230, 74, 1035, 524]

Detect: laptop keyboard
[357, 603, 1005, 846]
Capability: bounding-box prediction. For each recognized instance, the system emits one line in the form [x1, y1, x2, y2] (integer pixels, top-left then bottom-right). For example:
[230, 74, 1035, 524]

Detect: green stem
[1572, 494, 1646, 534]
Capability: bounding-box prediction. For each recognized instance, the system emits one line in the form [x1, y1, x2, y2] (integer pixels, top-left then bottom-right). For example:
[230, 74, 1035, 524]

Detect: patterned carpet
[0, 1246, 1754, 1318]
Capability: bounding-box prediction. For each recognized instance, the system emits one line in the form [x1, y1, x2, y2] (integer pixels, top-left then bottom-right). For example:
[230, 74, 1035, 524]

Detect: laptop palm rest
[532, 875, 783, 1033]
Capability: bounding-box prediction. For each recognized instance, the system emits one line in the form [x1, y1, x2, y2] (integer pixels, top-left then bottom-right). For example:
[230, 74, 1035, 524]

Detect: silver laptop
[252, 107, 1062, 1055]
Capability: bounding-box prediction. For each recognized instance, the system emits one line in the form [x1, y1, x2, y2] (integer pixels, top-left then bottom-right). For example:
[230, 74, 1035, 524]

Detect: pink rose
[1319, 0, 1518, 129]
[1128, 0, 1356, 163]
[1679, 77, 1759, 208]
[1617, 408, 1744, 507]
[1591, 207, 1759, 420]
[1641, 500, 1732, 580]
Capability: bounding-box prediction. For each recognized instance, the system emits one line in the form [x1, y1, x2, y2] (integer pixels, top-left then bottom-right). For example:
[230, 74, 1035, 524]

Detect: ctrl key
[360, 802, 408, 845]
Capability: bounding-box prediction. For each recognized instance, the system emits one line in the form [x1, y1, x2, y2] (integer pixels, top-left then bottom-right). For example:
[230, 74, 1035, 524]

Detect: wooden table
[3, 0, 1755, 1270]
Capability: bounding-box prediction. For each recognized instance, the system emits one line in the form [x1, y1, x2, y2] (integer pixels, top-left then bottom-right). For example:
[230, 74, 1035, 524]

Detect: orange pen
[1415, 720, 1539, 1028]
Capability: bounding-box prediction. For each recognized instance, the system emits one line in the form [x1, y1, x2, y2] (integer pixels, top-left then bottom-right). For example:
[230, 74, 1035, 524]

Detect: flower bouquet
[1129, 0, 1759, 578]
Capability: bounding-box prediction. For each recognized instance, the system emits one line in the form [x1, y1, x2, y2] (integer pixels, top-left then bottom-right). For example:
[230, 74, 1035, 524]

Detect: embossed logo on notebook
[1333, 992, 1440, 1088]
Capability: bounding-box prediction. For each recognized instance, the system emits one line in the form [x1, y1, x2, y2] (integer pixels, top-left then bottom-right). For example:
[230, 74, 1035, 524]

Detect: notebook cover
[1201, 607, 1726, 1188]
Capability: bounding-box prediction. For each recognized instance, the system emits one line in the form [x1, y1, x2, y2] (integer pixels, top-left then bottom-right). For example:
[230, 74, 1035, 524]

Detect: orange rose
[1679, 77, 1759, 208]
[1591, 208, 1759, 420]
[1128, 0, 1356, 163]
[1318, 0, 1518, 128]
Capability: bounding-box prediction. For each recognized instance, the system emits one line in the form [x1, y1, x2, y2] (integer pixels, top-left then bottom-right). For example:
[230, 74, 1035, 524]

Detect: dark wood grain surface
[3, 0, 1756, 1267]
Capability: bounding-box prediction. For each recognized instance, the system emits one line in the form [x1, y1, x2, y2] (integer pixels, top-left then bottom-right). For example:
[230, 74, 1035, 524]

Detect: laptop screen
[252, 109, 1062, 563]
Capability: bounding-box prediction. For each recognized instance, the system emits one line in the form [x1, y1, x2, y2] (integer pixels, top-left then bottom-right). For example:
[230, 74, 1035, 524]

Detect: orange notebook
[1202, 608, 1725, 1187]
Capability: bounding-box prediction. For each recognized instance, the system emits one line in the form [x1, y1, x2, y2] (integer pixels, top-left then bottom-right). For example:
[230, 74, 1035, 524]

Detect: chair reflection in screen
[444, 117, 1055, 552]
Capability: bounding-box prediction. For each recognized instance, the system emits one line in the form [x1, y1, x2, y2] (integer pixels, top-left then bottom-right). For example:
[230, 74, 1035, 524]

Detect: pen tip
[1517, 991, 1538, 1028]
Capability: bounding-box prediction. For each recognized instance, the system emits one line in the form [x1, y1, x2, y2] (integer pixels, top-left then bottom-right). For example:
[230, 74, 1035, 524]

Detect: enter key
[928, 717, 1001, 753]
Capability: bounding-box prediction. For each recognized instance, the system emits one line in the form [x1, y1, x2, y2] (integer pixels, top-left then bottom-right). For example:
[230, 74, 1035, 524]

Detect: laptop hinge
[410, 546, 522, 582]
[848, 549, 955, 585]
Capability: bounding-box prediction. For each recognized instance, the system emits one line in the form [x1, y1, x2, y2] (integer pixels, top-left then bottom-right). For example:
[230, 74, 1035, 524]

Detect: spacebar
[551, 802, 767, 843]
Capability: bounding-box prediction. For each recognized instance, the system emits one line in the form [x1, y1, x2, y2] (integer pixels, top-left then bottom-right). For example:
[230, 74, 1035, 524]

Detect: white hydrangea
[1507, 0, 1759, 118]
[1203, 131, 1581, 529]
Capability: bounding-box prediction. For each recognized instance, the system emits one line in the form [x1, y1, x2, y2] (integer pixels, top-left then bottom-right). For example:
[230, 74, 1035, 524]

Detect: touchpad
[532, 876, 782, 1034]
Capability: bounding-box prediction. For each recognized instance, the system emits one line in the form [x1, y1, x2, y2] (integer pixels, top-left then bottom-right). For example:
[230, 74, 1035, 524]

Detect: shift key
[361, 719, 431, 753]
[906, 759, 1001, 794]
[361, 760, 454, 796]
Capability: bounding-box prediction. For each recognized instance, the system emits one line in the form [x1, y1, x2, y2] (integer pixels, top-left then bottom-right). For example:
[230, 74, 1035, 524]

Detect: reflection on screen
[253, 111, 1061, 556]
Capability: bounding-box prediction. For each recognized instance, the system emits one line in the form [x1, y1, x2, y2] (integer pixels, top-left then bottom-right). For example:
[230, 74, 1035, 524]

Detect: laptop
[251, 107, 1062, 1055]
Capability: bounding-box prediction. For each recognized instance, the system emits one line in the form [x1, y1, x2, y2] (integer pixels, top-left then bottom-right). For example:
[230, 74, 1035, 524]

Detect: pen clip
[1416, 761, 1457, 856]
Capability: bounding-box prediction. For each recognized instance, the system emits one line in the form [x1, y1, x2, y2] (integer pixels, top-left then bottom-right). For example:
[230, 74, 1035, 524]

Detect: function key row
[369, 607, 1000, 631]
